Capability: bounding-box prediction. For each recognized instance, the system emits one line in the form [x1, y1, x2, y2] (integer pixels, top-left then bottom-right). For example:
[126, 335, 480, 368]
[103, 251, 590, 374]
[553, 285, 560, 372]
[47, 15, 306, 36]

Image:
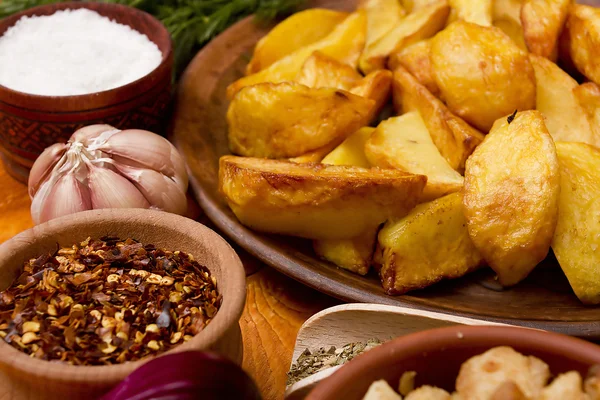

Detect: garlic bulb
[28, 125, 189, 225]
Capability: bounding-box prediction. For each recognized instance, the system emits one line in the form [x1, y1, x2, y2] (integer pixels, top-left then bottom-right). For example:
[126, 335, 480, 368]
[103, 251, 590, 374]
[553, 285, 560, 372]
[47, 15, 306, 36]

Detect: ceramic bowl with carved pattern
[0, 2, 173, 184]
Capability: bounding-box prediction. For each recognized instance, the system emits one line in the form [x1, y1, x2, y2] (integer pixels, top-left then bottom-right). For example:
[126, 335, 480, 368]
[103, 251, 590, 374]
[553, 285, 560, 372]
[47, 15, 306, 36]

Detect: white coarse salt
[0, 9, 163, 96]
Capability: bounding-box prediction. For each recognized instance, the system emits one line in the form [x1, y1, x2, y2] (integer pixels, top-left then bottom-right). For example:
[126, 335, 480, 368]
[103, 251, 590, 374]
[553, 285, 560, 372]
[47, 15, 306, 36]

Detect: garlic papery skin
[29, 125, 189, 225]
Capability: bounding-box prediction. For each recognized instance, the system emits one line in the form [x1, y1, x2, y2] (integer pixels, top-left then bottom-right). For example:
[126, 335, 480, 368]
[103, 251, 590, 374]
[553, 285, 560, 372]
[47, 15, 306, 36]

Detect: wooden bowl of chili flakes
[0, 208, 246, 399]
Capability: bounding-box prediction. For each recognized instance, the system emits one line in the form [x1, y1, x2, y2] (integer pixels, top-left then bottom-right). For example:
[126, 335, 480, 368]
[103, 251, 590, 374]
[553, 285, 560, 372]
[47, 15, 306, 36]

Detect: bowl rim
[307, 325, 600, 399]
[0, 1, 173, 112]
[0, 208, 246, 384]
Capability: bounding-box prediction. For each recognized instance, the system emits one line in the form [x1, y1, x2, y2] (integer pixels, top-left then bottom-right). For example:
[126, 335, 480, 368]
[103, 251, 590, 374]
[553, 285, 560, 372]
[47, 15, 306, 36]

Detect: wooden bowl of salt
[0, 2, 173, 183]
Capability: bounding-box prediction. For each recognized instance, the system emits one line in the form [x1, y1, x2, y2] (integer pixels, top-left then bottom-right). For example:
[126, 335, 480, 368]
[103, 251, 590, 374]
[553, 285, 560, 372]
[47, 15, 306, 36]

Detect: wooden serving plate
[170, 0, 600, 338]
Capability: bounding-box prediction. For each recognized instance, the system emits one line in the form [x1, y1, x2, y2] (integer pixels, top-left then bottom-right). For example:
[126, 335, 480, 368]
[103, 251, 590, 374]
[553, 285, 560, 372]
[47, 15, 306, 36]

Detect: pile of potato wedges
[218, 0, 600, 304]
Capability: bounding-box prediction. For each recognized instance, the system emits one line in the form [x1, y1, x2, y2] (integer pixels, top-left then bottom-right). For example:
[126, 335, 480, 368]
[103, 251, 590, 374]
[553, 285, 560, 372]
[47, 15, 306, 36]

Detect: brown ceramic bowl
[0, 2, 173, 183]
[0, 208, 246, 399]
[308, 326, 600, 400]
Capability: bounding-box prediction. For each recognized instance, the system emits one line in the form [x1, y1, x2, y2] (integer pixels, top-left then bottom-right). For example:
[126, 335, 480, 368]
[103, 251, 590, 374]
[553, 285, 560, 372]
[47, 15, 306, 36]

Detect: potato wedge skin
[392, 66, 484, 172]
[350, 69, 393, 121]
[552, 142, 600, 304]
[219, 156, 426, 240]
[227, 82, 374, 158]
[227, 11, 366, 99]
[376, 192, 484, 295]
[360, 0, 406, 48]
[564, 4, 600, 85]
[448, 0, 492, 26]
[246, 9, 349, 74]
[314, 127, 377, 275]
[493, 18, 527, 50]
[365, 111, 464, 202]
[430, 21, 536, 132]
[360, 0, 450, 74]
[521, 0, 570, 61]
[295, 51, 362, 91]
[463, 110, 560, 286]
[574, 82, 600, 144]
[529, 54, 597, 146]
[388, 39, 439, 96]
[313, 227, 378, 275]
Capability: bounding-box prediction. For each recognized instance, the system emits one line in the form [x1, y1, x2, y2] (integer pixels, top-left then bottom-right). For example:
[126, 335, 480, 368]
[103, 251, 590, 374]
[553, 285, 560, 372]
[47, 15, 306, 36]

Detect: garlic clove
[70, 124, 118, 146]
[97, 130, 181, 178]
[38, 172, 92, 224]
[28, 143, 67, 199]
[87, 164, 150, 209]
[30, 178, 54, 225]
[115, 164, 188, 215]
[169, 145, 189, 193]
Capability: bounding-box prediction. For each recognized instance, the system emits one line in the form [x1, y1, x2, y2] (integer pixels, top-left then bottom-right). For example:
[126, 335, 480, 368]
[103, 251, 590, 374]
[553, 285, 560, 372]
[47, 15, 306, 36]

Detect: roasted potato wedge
[562, 4, 600, 85]
[529, 54, 597, 146]
[493, 0, 524, 22]
[447, 0, 492, 26]
[430, 21, 536, 132]
[288, 144, 337, 164]
[314, 127, 377, 275]
[350, 70, 394, 121]
[322, 127, 374, 168]
[295, 51, 362, 91]
[295, 53, 392, 122]
[365, 112, 464, 201]
[359, 0, 450, 74]
[521, 0, 570, 61]
[246, 9, 349, 74]
[492, 0, 526, 49]
[388, 39, 438, 95]
[552, 142, 600, 304]
[574, 82, 600, 144]
[227, 11, 366, 99]
[392, 66, 484, 172]
[401, 0, 443, 12]
[376, 192, 484, 295]
[227, 82, 374, 158]
[463, 110, 560, 286]
[314, 226, 378, 276]
[360, 0, 406, 48]
[493, 18, 527, 50]
[219, 156, 426, 240]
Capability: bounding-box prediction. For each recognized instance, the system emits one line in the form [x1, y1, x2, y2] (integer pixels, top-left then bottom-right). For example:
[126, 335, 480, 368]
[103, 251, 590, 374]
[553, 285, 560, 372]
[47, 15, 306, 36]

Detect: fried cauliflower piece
[539, 371, 587, 400]
[405, 386, 452, 400]
[455, 346, 550, 399]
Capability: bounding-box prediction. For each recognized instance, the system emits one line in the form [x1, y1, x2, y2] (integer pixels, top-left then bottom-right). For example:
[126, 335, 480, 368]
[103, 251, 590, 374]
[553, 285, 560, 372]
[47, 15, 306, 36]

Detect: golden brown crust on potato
[563, 4, 600, 85]
[377, 192, 483, 295]
[219, 156, 426, 240]
[463, 110, 560, 287]
[521, 0, 570, 61]
[392, 66, 484, 172]
[227, 82, 374, 159]
[430, 21, 536, 132]
[388, 39, 439, 96]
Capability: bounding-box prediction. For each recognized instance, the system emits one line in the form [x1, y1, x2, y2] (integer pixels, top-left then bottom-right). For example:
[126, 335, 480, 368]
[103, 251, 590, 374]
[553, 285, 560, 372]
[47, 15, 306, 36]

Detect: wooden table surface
[0, 163, 339, 400]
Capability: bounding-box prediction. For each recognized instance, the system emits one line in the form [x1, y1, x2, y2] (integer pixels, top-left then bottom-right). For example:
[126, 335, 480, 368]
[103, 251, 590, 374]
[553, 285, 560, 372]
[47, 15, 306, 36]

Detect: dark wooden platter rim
[170, 0, 600, 339]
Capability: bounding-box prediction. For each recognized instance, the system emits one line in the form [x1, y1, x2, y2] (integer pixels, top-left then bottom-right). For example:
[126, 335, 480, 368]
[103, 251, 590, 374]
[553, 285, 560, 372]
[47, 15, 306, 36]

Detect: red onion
[101, 351, 261, 400]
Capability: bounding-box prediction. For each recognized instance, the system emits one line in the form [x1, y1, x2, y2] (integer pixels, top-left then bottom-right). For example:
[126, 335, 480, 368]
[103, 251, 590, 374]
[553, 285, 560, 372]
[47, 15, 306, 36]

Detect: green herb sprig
[0, 0, 304, 75]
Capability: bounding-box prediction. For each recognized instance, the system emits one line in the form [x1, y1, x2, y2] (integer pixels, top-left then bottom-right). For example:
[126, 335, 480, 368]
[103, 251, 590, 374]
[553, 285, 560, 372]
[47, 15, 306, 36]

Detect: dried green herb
[287, 339, 382, 386]
[507, 109, 518, 124]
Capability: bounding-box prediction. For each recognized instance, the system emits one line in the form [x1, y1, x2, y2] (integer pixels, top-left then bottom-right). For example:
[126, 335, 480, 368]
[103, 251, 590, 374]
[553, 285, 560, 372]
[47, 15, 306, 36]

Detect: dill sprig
[0, 0, 304, 75]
